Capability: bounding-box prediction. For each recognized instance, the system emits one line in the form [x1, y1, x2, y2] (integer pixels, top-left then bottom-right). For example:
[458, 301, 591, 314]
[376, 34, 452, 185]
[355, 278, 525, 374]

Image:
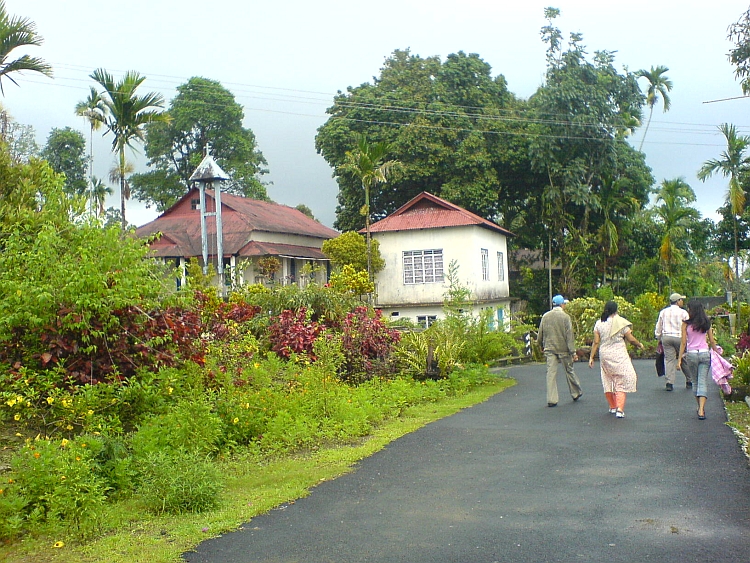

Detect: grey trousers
[545, 351, 583, 404]
[661, 335, 686, 384]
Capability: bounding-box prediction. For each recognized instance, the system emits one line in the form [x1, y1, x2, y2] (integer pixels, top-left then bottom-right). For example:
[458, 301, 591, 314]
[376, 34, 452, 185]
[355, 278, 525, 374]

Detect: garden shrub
[129, 399, 223, 458]
[338, 307, 401, 383]
[136, 450, 223, 515]
[268, 307, 322, 360]
[7, 436, 109, 539]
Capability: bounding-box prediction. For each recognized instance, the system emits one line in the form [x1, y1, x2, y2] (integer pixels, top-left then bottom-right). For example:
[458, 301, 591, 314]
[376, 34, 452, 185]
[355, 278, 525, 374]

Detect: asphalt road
[183, 359, 750, 563]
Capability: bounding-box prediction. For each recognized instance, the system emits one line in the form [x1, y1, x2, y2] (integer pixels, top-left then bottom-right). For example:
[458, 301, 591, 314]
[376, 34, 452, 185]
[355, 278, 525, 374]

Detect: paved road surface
[184, 360, 750, 563]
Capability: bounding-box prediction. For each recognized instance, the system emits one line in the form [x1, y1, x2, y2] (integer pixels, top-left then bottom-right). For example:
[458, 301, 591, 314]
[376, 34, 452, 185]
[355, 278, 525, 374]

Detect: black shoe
[686, 381, 693, 388]
[666, 383, 674, 391]
[573, 393, 582, 401]
[548, 402, 557, 407]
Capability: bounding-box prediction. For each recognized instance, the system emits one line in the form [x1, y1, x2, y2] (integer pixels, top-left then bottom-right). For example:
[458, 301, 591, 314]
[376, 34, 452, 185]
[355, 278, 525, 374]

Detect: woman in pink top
[677, 301, 718, 420]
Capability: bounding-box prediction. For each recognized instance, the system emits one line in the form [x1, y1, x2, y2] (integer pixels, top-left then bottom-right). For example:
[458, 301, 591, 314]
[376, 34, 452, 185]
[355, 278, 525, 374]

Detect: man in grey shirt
[537, 295, 583, 407]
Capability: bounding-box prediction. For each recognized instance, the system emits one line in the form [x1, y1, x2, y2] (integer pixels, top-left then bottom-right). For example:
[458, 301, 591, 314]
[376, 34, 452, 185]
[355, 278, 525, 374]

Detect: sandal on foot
[615, 410, 625, 418]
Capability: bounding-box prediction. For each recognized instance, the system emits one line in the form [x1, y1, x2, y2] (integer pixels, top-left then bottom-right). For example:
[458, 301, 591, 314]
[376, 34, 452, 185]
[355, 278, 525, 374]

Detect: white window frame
[497, 251, 505, 281]
[403, 249, 444, 284]
[481, 248, 489, 281]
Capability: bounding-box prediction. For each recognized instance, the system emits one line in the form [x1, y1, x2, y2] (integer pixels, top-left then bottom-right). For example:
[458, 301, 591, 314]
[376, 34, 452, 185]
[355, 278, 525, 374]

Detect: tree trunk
[119, 149, 127, 230]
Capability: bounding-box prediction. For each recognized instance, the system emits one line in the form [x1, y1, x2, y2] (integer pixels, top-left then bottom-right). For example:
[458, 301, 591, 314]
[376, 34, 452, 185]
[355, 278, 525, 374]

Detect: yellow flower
[5, 398, 16, 407]
[60, 439, 69, 447]
[87, 410, 93, 416]
[66, 425, 73, 430]
[0, 489, 3, 494]
[33, 452, 40, 459]
[53, 541, 64, 548]
[7, 478, 14, 484]
[168, 387, 173, 395]
[60, 476, 66, 481]
[13, 413, 20, 421]
[233, 417, 239, 424]
[46, 397, 55, 404]
[81, 443, 86, 448]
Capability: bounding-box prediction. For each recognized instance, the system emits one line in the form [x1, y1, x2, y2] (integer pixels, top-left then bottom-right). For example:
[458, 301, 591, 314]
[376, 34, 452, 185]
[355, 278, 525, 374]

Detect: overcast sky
[8, 0, 750, 228]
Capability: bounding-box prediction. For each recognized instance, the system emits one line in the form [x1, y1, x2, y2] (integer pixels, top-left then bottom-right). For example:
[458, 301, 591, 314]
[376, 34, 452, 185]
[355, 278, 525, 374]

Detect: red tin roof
[136, 187, 338, 258]
[367, 192, 514, 236]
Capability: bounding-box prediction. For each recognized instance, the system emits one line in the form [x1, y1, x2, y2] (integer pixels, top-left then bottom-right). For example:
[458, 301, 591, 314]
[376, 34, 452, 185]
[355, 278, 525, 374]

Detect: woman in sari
[588, 301, 645, 418]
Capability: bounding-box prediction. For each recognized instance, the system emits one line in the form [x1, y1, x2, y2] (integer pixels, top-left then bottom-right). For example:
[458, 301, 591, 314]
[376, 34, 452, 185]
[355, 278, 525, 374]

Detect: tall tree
[75, 87, 106, 211]
[40, 127, 88, 197]
[697, 123, 750, 285]
[130, 77, 268, 211]
[635, 65, 672, 151]
[728, 7, 750, 94]
[89, 68, 168, 229]
[89, 175, 112, 218]
[315, 49, 534, 233]
[337, 134, 399, 279]
[529, 7, 650, 297]
[653, 178, 700, 292]
[0, 0, 52, 95]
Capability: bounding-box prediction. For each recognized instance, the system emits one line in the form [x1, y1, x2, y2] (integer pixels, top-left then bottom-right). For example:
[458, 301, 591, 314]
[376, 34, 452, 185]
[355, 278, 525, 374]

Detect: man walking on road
[537, 294, 583, 407]
[655, 292, 689, 391]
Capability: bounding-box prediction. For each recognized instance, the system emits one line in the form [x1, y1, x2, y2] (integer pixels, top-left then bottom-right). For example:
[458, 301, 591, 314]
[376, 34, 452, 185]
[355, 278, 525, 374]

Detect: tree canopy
[130, 77, 269, 212]
[315, 49, 536, 233]
[40, 126, 88, 197]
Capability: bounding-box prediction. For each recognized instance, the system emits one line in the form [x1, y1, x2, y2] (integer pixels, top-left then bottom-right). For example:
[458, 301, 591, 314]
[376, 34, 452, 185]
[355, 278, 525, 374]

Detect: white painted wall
[373, 225, 510, 308]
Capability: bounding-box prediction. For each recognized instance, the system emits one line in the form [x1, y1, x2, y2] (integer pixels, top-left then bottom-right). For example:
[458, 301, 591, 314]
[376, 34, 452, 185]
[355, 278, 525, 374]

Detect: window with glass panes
[403, 249, 444, 284]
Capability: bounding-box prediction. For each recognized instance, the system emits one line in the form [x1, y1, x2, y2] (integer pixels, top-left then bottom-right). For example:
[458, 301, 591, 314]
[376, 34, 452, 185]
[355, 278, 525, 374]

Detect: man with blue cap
[537, 294, 583, 406]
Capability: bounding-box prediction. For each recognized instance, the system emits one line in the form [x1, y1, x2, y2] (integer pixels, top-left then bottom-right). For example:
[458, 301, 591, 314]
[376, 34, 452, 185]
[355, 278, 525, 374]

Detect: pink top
[685, 325, 708, 351]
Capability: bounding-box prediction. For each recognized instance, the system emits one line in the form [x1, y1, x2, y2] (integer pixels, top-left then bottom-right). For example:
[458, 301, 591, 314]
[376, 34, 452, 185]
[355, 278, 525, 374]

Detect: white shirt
[655, 304, 689, 338]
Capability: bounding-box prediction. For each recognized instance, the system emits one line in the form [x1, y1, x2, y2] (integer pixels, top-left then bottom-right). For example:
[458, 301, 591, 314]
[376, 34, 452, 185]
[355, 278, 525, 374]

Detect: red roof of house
[136, 187, 338, 258]
[367, 192, 514, 236]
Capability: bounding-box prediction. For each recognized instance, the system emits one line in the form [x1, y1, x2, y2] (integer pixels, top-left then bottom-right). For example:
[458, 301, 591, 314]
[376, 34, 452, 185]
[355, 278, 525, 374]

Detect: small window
[497, 251, 505, 281]
[191, 198, 201, 211]
[416, 315, 438, 329]
[481, 249, 489, 281]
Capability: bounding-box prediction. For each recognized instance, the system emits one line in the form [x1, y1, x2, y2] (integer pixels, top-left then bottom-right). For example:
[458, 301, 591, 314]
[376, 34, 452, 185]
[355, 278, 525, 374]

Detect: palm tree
[338, 134, 399, 279]
[0, 1, 52, 95]
[89, 176, 113, 218]
[89, 68, 168, 229]
[75, 87, 105, 214]
[698, 123, 750, 286]
[654, 178, 699, 292]
[596, 178, 639, 284]
[636, 65, 672, 151]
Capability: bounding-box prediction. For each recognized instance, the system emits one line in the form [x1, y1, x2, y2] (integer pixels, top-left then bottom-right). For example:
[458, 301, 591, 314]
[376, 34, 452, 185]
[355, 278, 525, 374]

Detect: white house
[368, 192, 514, 328]
[136, 187, 339, 289]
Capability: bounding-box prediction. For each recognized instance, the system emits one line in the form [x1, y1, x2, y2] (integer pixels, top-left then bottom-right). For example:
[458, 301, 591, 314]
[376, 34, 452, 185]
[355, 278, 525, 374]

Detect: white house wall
[372, 225, 510, 308]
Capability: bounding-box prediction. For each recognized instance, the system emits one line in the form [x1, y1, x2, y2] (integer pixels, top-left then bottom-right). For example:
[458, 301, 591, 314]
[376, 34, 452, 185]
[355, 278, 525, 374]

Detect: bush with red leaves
[23, 305, 205, 385]
[339, 307, 401, 381]
[268, 307, 322, 360]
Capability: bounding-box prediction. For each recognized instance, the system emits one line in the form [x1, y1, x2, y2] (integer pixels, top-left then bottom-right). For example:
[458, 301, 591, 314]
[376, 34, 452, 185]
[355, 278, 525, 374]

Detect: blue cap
[552, 295, 565, 306]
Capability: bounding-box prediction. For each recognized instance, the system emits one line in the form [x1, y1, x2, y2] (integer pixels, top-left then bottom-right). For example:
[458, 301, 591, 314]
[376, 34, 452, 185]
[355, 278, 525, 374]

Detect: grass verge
[0, 376, 514, 563]
[724, 395, 750, 460]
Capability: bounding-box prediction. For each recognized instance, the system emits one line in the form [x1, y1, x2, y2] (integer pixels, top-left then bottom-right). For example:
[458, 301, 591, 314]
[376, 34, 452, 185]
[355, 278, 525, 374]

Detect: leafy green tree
[130, 77, 268, 211]
[653, 178, 700, 292]
[3, 114, 37, 162]
[728, 7, 750, 95]
[315, 49, 535, 234]
[321, 231, 385, 274]
[635, 65, 672, 151]
[295, 204, 315, 220]
[0, 0, 52, 94]
[529, 8, 651, 296]
[337, 135, 398, 279]
[89, 68, 169, 229]
[40, 127, 88, 197]
[698, 123, 750, 285]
